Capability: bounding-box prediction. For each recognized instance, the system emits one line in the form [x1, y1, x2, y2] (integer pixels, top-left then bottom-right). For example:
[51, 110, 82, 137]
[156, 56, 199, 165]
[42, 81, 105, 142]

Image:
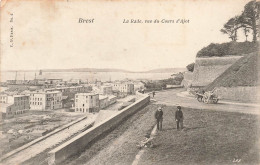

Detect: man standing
[155, 107, 163, 130]
[175, 106, 184, 130]
[152, 91, 155, 98]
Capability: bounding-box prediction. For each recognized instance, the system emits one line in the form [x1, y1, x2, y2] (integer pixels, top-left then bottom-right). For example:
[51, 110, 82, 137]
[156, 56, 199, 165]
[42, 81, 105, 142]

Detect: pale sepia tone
[0, 0, 259, 165]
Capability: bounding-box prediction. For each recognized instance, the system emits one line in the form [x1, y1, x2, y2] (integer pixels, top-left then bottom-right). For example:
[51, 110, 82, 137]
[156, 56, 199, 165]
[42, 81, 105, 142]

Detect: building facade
[29, 91, 62, 110]
[113, 83, 134, 94]
[99, 95, 109, 109]
[74, 93, 99, 113]
[0, 94, 30, 118]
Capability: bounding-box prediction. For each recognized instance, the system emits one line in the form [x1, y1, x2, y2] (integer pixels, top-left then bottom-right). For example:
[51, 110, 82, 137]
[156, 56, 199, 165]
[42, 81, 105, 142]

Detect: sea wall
[48, 94, 150, 165]
[192, 56, 242, 87]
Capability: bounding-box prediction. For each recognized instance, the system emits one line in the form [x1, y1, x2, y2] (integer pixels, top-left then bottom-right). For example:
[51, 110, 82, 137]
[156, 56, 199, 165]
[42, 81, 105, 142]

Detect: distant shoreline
[2, 68, 186, 74]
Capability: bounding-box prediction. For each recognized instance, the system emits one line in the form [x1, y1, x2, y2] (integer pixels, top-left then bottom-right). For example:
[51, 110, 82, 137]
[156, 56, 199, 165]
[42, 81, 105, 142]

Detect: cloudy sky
[1, 0, 251, 72]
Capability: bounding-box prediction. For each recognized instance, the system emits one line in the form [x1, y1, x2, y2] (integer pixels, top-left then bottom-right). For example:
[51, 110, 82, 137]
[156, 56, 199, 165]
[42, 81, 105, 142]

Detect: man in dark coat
[155, 107, 163, 130]
[175, 106, 184, 130]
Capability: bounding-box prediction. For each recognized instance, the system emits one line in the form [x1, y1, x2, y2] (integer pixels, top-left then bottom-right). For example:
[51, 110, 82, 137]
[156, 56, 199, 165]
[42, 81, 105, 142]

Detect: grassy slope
[65, 104, 160, 165]
[64, 104, 259, 165]
[139, 106, 259, 165]
[205, 52, 259, 91]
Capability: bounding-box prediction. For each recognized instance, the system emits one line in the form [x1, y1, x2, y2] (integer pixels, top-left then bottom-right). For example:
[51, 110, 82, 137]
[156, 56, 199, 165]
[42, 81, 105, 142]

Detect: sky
[0, 0, 252, 72]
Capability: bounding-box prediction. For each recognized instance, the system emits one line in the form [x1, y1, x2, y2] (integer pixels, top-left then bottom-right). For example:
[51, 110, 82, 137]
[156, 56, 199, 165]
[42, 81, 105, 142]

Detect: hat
[177, 106, 181, 109]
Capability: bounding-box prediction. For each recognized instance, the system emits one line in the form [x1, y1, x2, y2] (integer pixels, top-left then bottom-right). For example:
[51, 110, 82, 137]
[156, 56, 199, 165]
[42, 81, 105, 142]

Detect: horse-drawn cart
[195, 89, 219, 104]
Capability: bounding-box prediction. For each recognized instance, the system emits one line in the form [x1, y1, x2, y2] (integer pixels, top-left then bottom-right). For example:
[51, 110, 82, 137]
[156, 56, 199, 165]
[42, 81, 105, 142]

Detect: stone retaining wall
[48, 94, 150, 165]
[215, 86, 259, 102]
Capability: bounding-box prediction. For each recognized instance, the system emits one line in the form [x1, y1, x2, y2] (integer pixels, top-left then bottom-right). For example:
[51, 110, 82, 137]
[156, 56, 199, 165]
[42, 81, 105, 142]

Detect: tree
[241, 0, 260, 42]
[220, 16, 240, 41]
[243, 27, 250, 41]
[237, 15, 251, 41]
[186, 63, 195, 72]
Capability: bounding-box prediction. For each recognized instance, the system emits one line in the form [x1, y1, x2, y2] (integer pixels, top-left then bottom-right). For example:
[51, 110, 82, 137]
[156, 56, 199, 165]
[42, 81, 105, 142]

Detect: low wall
[48, 94, 150, 165]
[215, 86, 259, 102]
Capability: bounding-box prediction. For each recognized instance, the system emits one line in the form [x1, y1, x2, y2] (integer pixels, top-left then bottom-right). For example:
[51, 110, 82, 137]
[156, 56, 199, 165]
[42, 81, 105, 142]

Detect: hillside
[205, 52, 259, 91]
[197, 42, 259, 58]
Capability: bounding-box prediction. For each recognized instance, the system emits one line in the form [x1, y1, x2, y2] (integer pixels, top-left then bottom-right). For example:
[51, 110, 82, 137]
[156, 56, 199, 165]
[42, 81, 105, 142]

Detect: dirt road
[152, 88, 259, 115]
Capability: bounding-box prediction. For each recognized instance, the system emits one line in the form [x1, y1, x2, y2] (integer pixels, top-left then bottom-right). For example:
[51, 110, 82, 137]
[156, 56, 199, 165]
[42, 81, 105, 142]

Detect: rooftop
[13, 95, 29, 97]
[29, 90, 62, 94]
[76, 93, 97, 96]
[99, 95, 108, 100]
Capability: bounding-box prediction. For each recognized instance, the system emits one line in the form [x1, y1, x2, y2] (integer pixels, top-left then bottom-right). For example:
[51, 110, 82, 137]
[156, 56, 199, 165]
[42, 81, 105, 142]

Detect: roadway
[150, 88, 260, 115]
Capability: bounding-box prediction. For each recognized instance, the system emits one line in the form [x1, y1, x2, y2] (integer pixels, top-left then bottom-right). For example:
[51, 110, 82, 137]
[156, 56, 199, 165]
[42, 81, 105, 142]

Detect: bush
[196, 42, 259, 57]
[144, 73, 184, 90]
[186, 63, 195, 72]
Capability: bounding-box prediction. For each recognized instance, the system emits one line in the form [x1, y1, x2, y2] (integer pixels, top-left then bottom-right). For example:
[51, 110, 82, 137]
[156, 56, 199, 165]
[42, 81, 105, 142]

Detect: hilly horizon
[3, 67, 186, 73]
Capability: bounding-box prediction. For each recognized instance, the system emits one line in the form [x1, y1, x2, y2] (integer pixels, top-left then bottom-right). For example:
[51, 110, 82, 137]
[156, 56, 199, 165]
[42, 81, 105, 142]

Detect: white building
[133, 81, 146, 91]
[113, 82, 134, 94]
[74, 93, 99, 113]
[29, 91, 62, 110]
[0, 94, 30, 118]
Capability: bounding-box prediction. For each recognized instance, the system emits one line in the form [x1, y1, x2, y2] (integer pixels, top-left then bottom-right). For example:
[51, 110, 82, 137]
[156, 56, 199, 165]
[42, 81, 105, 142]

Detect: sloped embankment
[205, 52, 259, 102]
[206, 52, 259, 91]
[192, 56, 242, 86]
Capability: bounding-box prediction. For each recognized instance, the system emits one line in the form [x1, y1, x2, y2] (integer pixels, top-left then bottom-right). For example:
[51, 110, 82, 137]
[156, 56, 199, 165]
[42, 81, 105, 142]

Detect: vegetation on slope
[144, 72, 184, 91]
[205, 52, 259, 91]
[196, 41, 259, 58]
